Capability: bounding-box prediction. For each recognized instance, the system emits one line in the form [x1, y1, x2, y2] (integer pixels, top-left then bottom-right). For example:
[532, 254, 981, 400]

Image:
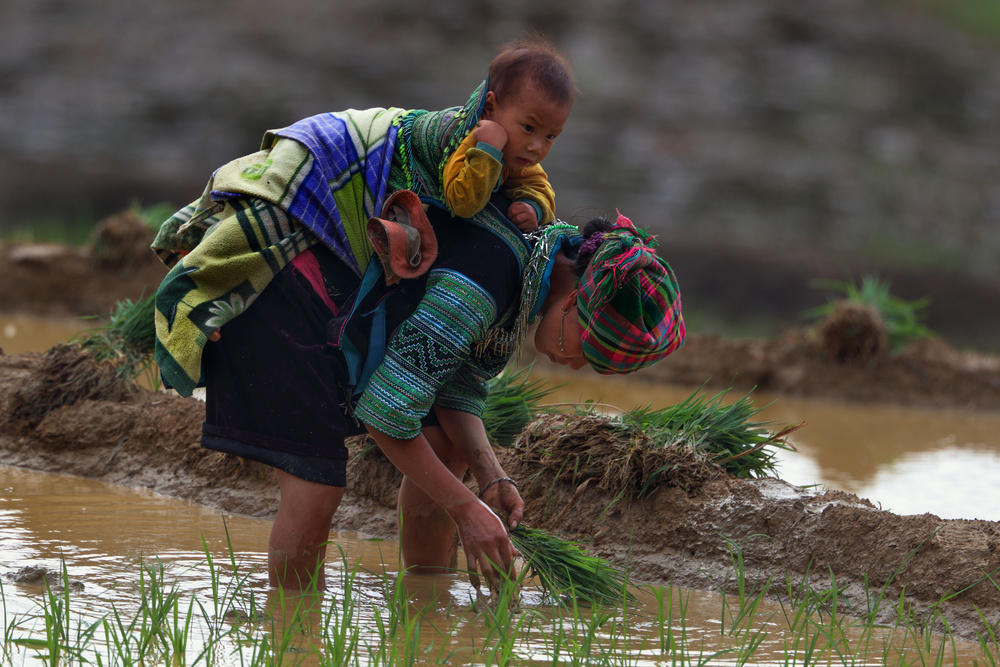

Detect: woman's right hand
[451, 497, 518, 590]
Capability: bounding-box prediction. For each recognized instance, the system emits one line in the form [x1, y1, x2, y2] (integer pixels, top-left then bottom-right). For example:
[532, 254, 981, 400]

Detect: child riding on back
[442, 38, 574, 232]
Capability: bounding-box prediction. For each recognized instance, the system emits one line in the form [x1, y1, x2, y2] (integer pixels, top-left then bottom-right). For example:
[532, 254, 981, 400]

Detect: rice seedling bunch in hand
[510, 524, 634, 606]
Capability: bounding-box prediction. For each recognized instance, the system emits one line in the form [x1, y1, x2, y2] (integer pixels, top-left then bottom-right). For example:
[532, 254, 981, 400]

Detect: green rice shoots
[76, 294, 157, 383]
[510, 524, 633, 606]
[619, 387, 800, 485]
[483, 365, 560, 448]
[806, 274, 936, 353]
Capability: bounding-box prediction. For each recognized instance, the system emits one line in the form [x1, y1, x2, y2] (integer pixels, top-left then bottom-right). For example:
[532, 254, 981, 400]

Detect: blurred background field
[2, 0, 999, 350]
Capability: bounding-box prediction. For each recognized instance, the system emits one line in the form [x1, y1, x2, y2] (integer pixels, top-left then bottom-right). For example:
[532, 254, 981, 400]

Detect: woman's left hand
[479, 479, 524, 530]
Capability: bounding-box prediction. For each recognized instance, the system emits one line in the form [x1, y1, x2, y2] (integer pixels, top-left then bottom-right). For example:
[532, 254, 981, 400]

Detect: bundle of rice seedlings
[619, 387, 801, 487]
[510, 524, 633, 606]
[806, 274, 935, 354]
[482, 365, 560, 448]
[818, 300, 889, 363]
[76, 294, 157, 383]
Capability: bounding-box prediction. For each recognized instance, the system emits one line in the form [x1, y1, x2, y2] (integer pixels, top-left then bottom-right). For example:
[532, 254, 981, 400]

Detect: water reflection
[0, 314, 89, 355]
[0, 468, 809, 664]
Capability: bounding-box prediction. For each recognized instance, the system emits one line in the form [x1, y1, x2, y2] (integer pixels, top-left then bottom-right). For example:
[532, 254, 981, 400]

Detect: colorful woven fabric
[474, 222, 580, 360]
[263, 107, 404, 275]
[354, 268, 500, 439]
[577, 212, 686, 374]
[154, 199, 315, 396]
[152, 107, 405, 396]
[391, 81, 486, 204]
[390, 82, 529, 266]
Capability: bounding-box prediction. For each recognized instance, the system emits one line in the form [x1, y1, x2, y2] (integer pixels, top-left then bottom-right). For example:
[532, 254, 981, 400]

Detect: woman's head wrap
[576, 212, 685, 374]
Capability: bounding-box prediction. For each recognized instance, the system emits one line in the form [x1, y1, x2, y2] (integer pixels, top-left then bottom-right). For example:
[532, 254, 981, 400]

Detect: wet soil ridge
[0, 214, 168, 320]
[5, 344, 138, 434]
[2, 350, 1000, 641]
[627, 332, 1000, 412]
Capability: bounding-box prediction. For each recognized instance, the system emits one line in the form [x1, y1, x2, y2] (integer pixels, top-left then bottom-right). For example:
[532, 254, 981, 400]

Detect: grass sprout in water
[2, 539, 997, 665]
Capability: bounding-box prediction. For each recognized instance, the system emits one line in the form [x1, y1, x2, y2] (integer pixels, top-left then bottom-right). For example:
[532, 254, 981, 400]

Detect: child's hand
[474, 120, 507, 150]
[507, 202, 539, 233]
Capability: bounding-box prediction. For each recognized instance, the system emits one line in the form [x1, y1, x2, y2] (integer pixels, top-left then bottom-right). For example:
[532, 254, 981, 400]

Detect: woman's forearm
[432, 406, 524, 529]
[365, 423, 516, 583]
[364, 426, 477, 517]
[432, 407, 506, 488]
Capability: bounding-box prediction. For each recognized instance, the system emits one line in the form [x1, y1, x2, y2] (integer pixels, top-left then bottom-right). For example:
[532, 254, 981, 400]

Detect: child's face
[483, 83, 571, 172]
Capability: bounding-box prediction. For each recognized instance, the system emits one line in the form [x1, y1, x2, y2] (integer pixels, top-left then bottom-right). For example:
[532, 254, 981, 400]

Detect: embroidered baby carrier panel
[391, 81, 531, 276]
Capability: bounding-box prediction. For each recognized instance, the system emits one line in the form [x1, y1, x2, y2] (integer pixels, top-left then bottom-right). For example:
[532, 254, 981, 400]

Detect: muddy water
[0, 467, 990, 665]
[0, 315, 91, 355]
[536, 371, 1000, 522]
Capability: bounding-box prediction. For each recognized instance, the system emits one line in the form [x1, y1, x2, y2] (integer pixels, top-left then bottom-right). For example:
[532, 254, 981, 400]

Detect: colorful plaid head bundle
[576, 212, 686, 374]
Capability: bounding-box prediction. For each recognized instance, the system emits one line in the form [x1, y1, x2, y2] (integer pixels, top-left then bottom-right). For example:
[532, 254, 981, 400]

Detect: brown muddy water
[538, 372, 1000, 523]
[0, 468, 991, 665]
[2, 315, 999, 664]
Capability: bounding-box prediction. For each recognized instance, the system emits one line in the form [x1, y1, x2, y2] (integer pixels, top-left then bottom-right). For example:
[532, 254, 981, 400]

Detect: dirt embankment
[2, 228, 1000, 641]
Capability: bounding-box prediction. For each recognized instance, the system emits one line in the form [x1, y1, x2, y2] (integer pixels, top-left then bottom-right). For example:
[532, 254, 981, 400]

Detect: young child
[442, 38, 574, 232]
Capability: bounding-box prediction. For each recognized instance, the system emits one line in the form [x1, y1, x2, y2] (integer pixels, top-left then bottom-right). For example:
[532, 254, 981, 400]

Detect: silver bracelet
[478, 477, 519, 499]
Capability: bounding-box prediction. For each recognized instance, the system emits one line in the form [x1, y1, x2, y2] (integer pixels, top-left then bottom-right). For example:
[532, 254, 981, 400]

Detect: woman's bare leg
[269, 469, 345, 590]
[397, 425, 468, 572]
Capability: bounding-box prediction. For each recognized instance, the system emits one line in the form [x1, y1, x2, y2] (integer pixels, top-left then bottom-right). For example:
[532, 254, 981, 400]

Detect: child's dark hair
[572, 216, 615, 277]
[488, 36, 575, 108]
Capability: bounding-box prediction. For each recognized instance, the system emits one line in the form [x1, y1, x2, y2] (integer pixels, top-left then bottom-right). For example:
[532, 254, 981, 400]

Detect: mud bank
[2, 348, 1000, 642]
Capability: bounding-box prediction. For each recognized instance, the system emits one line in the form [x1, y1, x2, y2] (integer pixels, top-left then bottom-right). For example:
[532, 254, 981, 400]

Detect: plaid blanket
[152, 107, 404, 396]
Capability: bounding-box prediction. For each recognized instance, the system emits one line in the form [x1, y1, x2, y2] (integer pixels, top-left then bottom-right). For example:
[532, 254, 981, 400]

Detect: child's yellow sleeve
[502, 165, 556, 225]
[442, 130, 504, 218]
